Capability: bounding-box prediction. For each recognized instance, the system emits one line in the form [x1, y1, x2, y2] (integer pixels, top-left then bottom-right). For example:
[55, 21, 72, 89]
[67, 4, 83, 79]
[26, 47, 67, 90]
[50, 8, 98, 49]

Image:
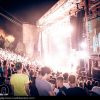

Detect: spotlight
[80, 41, 87, 49]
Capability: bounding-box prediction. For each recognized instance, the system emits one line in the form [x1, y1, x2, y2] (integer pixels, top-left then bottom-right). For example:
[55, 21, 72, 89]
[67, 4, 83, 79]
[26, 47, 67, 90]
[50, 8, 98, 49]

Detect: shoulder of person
[21, 73, 28, 76]
[10, 73, 17, 78]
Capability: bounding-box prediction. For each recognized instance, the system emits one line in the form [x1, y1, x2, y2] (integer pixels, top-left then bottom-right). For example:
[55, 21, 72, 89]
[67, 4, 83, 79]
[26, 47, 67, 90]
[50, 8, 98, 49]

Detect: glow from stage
[77, 50, 89, 60]
[39, 19, 78, 74]
[5, 35, 15, 43]
[43, 53, 79, 74]
[47, 17, 73, 38]
[80, 41, 87, 49]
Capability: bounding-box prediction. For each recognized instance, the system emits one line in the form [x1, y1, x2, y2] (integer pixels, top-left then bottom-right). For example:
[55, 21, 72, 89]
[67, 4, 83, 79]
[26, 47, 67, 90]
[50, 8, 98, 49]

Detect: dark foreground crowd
[0, 59, 100, 96]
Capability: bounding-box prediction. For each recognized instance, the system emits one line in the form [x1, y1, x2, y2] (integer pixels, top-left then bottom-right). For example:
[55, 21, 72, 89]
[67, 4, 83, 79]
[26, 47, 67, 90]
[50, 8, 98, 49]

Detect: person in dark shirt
[56, 76, 68, 96]
[11, 64, 17, 74]
[85, 80, 93, 90]
[65, 75, 89, 96]
[0, 77, 13, 96]
[30, 66, 54, 96]
[66, 87, 89, 96]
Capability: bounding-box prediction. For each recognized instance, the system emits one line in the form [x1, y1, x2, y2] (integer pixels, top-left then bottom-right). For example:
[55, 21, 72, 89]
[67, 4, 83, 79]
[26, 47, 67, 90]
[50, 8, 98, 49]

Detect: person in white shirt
[92, 81, 100, 95]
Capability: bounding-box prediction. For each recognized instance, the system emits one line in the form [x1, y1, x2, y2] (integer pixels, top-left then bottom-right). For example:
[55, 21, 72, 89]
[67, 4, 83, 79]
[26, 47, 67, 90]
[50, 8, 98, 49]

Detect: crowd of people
[0, 48, 100, 96]
[0, 48, 31, 65]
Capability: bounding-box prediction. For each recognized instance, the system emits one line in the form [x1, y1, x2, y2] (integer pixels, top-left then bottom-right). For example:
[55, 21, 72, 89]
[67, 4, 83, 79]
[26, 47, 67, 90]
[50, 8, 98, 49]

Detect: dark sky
[0, 0, 58, 23]
[0, 0, 58, 44]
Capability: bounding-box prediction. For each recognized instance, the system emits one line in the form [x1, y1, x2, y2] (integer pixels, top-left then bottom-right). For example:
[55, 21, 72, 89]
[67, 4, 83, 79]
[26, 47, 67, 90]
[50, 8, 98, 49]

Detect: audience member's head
[86, 80, 92, 90]
[94, 81, 99, 87]
[68, 75, 76, 84]
[63, 73, 68, 82]
[30, 69, 35, 77]
[11, 64, 14, 68]
[15, 62, 23, 71]
[68, 75, 77, 87]
[3, 60, 7, 66]
[92, 80, 95, 86]
[78, 82, 84, 88]
[52, 73, 55, 76]
[26, 64, 29, 70]
[86, 80, 92, 86]
[56, 76, 64, 88]
[40, 66, 51, 80]
[22, 68, 28, 75]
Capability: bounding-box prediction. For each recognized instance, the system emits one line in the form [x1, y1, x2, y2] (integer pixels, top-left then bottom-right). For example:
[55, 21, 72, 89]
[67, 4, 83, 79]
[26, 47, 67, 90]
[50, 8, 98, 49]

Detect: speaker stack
[92, 67, 100, 81]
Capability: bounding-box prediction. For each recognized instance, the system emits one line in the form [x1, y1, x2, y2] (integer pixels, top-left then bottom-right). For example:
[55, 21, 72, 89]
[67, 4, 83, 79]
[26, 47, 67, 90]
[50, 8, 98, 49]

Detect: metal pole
[84, 0, 91, 76]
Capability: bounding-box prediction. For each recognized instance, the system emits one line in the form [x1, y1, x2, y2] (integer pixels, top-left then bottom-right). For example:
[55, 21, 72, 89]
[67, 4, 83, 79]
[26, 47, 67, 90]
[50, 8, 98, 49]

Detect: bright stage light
[67, 51, 80, 75]
[66, 25, 74, 36]
[43, 53, 68, 73]
[42, 51, 79, 74]
[39, 15, 75, 74]
[78, 51, 89, 59]
[80, 41, 87, 49]
[48, 21, 73, 38]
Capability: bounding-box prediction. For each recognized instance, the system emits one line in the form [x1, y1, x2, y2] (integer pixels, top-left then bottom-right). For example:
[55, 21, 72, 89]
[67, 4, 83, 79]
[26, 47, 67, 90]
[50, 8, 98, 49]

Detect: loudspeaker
[70, 16, 78, 50]
[92, 67, 100, 81]
[70, 16, 77, 25]
[77, 9, 85, 19]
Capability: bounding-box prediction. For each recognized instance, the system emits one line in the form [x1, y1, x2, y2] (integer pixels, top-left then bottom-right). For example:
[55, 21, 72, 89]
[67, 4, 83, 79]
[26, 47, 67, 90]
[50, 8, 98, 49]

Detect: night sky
[0, 0, 58, 35]
[0, 0, 58, 23]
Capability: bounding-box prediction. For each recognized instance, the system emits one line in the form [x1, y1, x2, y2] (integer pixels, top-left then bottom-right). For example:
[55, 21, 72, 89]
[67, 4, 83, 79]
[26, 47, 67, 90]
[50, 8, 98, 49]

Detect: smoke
[0, 28, 15, 43]
[5, 35, 15, 43]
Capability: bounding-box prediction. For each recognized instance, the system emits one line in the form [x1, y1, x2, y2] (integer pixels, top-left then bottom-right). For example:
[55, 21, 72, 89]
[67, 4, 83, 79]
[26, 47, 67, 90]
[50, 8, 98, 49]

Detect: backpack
[29, 77, 39, 96]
